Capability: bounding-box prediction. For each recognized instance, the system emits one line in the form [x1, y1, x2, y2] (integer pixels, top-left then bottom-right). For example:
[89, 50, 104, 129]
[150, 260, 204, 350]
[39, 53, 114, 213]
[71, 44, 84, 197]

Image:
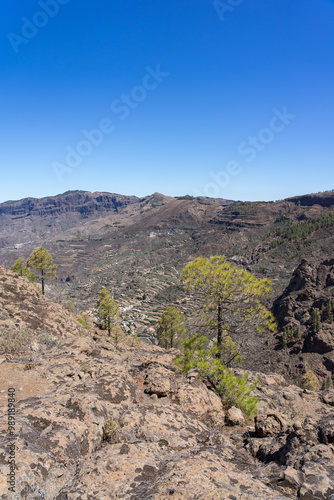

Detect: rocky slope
[0, 269, 334, 499]
[272, 259, 334, 384]
[0, 267, 87, 340]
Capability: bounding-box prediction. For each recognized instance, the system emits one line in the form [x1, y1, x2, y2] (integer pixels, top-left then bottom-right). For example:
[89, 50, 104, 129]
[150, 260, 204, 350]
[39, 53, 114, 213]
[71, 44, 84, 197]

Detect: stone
[318, 415, 334, 444]
[225, 406, 245, 426]
[255, 412, 290, 437]
[281, 466, 304, 488]
[322, 389, 334, 406]
[1, 266, 334, 500]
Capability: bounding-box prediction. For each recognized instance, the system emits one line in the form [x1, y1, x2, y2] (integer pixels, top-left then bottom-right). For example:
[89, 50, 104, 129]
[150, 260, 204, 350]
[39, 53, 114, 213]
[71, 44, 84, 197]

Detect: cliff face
[0, 191, 174, 248]
[0, 269, 334, 499]
[273, 259, 334, 381]
[0, 191, 139, 218]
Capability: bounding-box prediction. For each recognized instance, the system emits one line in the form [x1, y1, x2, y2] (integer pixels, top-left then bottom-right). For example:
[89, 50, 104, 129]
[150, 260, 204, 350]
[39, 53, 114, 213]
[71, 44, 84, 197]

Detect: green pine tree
[26, 247, 56, 295]
[97, 288, 123, 342]
[157, 306, 188, 349]
[10, 257, 35, 283]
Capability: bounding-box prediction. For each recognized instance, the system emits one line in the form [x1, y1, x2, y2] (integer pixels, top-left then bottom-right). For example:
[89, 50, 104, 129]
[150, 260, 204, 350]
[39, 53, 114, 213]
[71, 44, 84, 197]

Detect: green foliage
[97, 288, 122, 342]
[126, 332, 141, 348]
[181, 256, 277, 357]
[301, 371, 319, 391]
[157, 306, 188, 349]
[322, 375, 333, 390]
[269, 212, 334, 249]
[26, 247, 57, 295]
[66, 300, 75, 312]
[10, 257, 36, 283]
[281, 330, 288, 347]
[76, 316, 90, 329]
[175, 334, 258, 418]
[274, 215, 290, 224]
[281, 326, 301, 346]
[311, 308, 322, 332]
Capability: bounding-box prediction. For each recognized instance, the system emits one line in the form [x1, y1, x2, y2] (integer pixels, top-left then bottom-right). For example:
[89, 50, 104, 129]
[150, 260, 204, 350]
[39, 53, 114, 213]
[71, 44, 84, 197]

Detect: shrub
[301, 371, 319, 391]
[322, 375, 333, 390]
[175, 333, 258, 419]
[76, 316, 90, 329]
[0, 328, 35, 356]
[103, 418, 119, 442]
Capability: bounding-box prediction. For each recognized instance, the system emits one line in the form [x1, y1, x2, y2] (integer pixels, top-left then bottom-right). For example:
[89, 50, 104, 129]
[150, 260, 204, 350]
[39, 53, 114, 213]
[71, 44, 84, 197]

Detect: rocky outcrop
[0, 191, 139, 219]
[0, 267, 86, 340]
[246, 411, 334, 499]
[274, 258, 334, 330]
[273, 259, 334, 382]
[1, 331, 334, 499]
[1, 269, 334, 499]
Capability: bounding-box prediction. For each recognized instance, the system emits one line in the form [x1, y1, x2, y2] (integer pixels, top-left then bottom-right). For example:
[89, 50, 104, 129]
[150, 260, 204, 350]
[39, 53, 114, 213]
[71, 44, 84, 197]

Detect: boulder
[255, 412, 291, 437]
[225, 406, 245, 426]
[322, 389, 334, 406]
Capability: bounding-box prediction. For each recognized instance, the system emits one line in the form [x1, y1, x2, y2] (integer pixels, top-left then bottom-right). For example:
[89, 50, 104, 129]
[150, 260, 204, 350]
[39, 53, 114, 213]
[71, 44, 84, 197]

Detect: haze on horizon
[1, 0, 334, 204]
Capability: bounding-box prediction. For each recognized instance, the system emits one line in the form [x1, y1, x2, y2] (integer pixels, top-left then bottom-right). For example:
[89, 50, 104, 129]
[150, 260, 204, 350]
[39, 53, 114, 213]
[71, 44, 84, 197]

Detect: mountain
[0, 191, 172, 247]
[1, 189, 334, 383]
[0, 268, 334, 499]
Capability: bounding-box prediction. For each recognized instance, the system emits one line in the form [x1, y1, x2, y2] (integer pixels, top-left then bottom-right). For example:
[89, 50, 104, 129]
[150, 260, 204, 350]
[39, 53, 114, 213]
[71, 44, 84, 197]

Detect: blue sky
[1, 0, 334, 203]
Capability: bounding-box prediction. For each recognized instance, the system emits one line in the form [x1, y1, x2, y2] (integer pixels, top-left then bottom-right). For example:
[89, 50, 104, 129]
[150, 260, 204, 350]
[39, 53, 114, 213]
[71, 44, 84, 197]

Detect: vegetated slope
[1, 190, 334, 380]
[0, 269, 334, 499]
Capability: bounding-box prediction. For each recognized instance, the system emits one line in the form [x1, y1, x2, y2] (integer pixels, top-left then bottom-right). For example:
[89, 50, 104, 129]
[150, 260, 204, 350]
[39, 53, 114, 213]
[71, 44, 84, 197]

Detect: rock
[281, 466, 304, 489]
[255, 412, 291, 437]
[143, 364, 175, 397]
[225, 406, 245, 426]
[322, 389, 334, 406]
[273, 259, 334, 380]
[186, 368, 200, 383]
[293, 421, 302, 430]
[0, 266, 88, 341]
[318, 415, 334, 444]
[2, 266, 334, 500]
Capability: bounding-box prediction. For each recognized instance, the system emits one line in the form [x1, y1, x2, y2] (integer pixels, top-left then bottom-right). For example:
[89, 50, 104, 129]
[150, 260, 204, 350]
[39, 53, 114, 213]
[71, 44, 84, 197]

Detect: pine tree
[181, 256, 277, 359]
[281, 331, 288, 347]
[321, 375, 333, 390]
[26, 247, 57, 295]
[157, 306, 188, 349]
[10, 257, 35, 283]
[97, 288, 122, 342]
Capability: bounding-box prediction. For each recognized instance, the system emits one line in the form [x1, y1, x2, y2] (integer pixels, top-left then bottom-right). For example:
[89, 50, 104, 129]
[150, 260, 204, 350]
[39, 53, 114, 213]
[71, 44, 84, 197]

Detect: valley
[1, 189, 334, 382]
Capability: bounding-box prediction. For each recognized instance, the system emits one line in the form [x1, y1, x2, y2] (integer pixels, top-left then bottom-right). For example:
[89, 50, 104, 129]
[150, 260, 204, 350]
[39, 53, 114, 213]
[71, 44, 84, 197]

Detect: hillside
[0, 269, 334, 499]
[1, 190, 334, 381]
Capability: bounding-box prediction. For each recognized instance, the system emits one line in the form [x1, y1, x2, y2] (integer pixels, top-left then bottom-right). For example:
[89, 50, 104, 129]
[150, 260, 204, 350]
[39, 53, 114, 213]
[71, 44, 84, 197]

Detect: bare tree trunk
[41, 269, 45, 295]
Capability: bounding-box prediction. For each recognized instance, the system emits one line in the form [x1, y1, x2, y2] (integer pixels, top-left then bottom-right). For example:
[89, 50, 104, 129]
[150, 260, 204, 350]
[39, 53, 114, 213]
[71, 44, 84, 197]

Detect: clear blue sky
[1, 0, 334, 203]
